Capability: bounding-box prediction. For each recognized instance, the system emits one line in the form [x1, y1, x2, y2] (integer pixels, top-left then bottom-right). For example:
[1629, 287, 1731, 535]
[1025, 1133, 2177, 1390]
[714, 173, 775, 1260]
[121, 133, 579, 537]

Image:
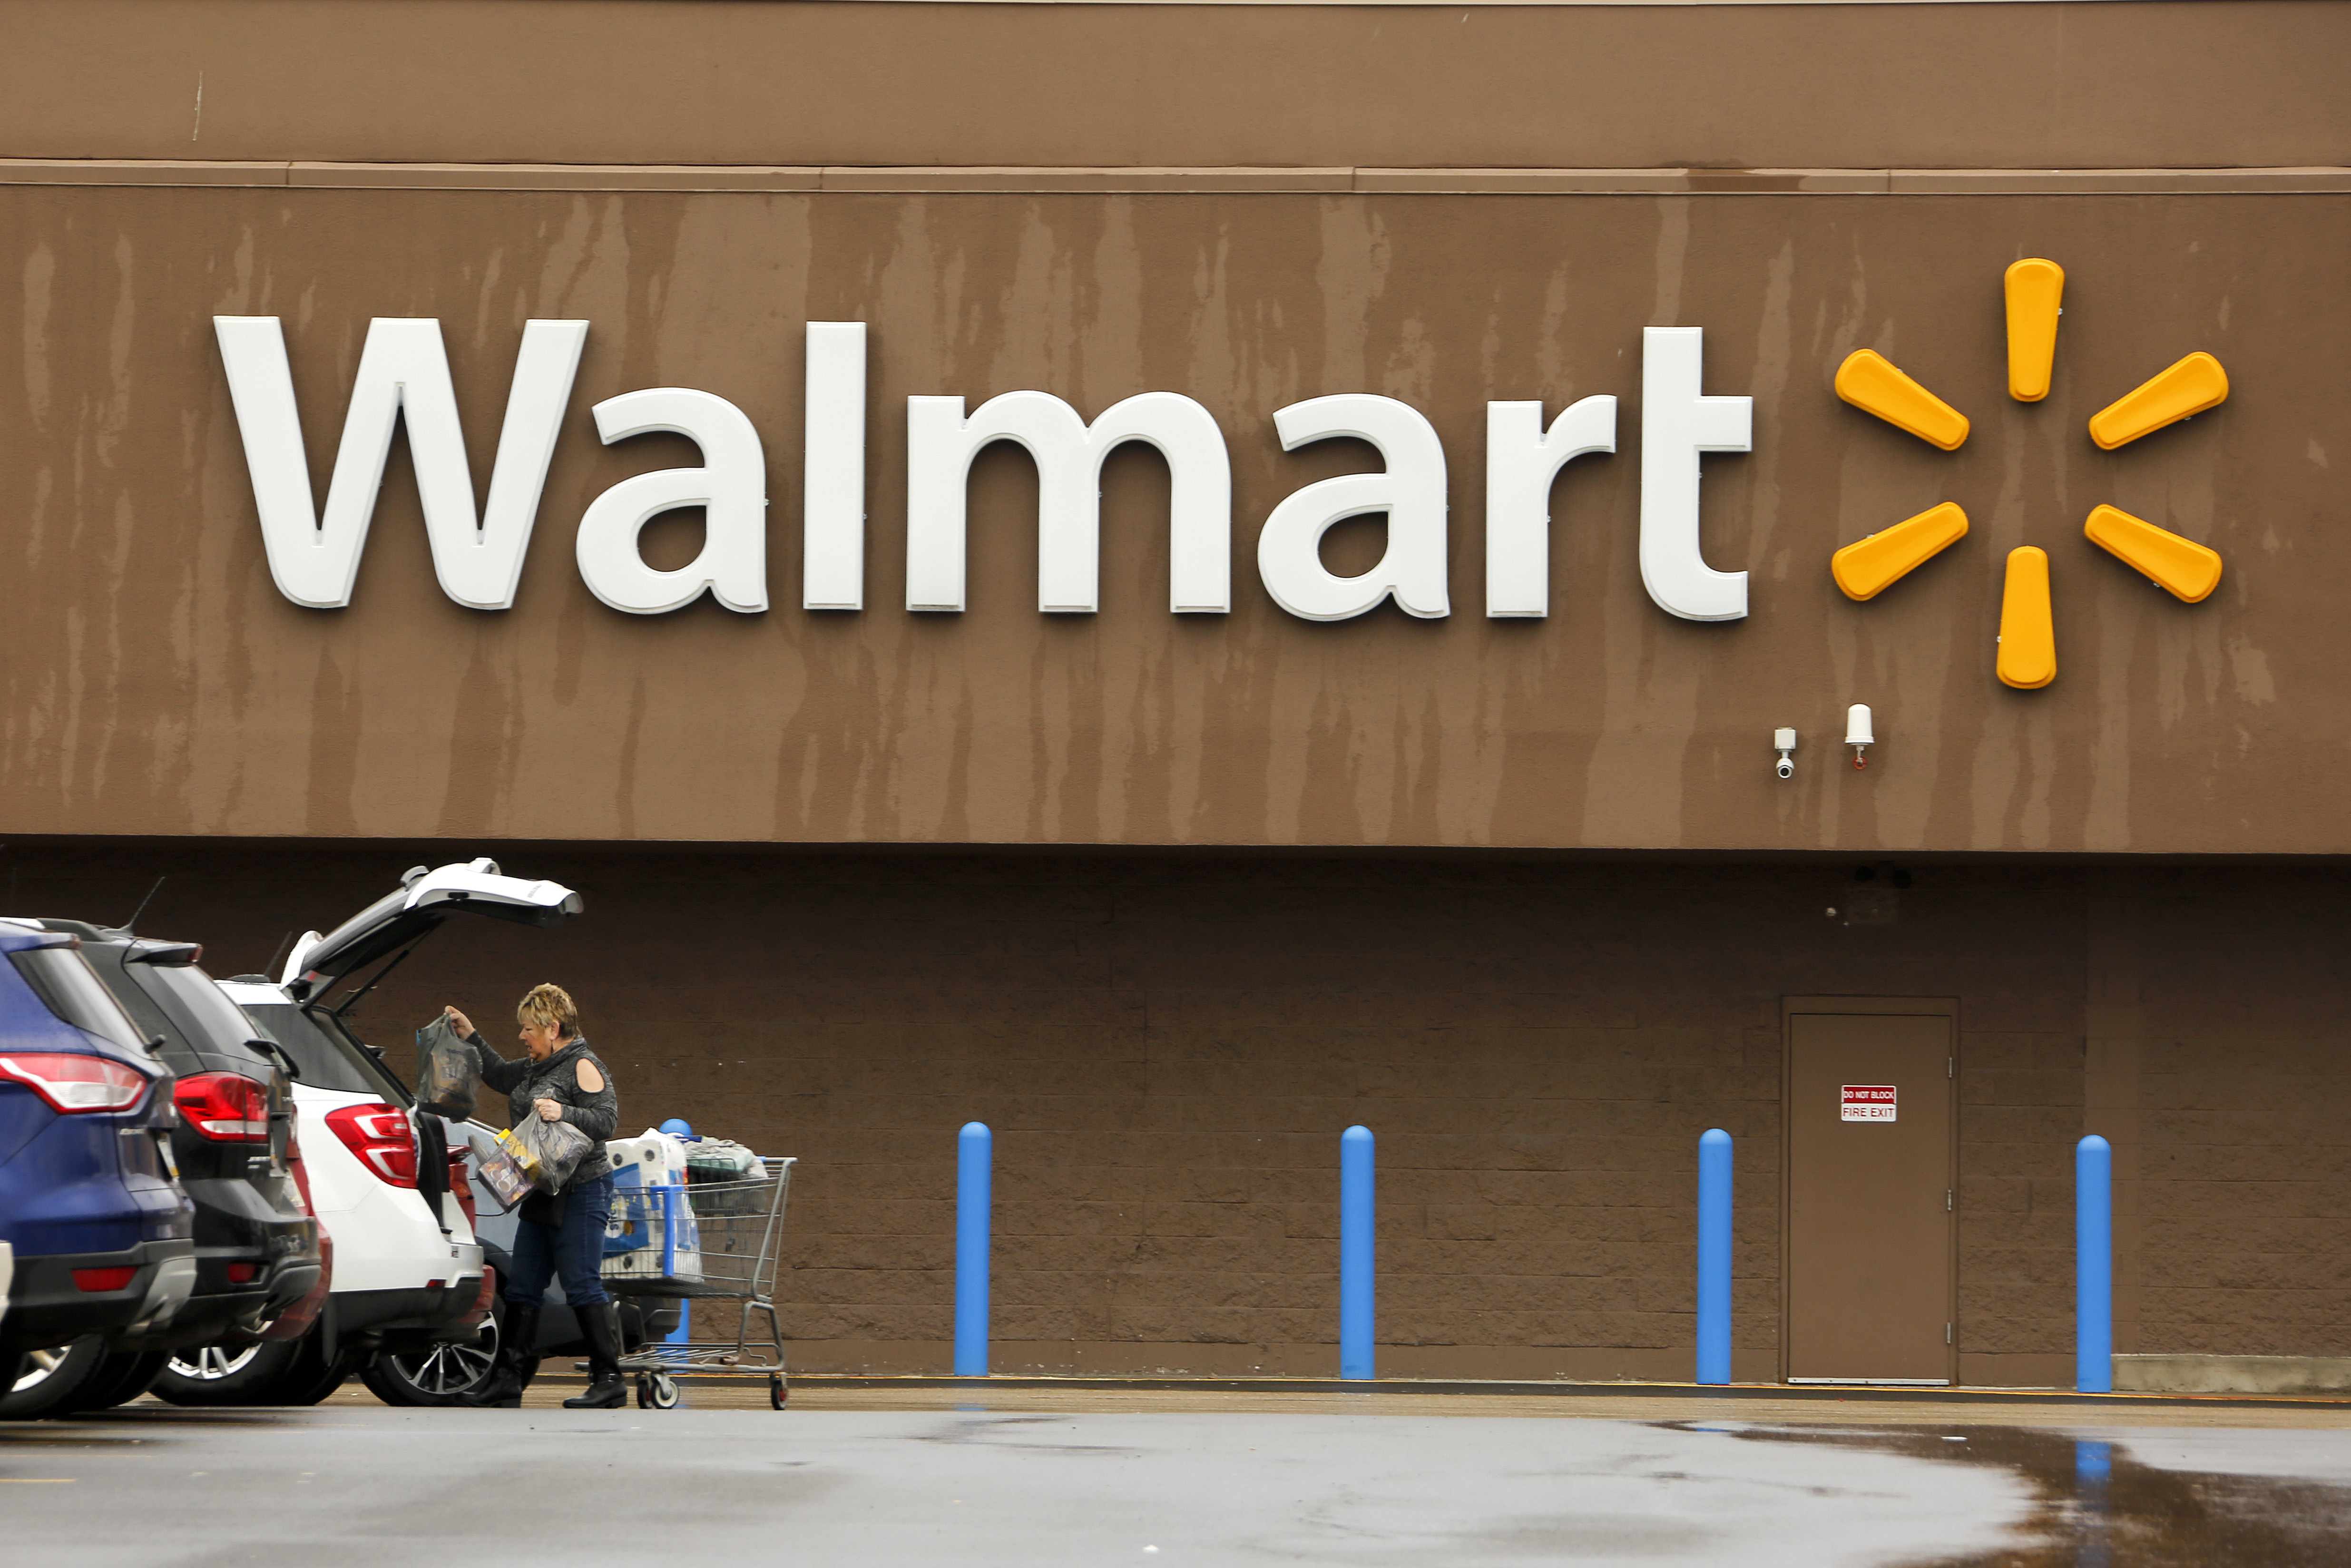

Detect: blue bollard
[1696, 1128, 1733, 1385]
[1341, 1125, 1375, 1380]
[955, 1121, 992, 1377]
[2077, 1134, 2113, 1393]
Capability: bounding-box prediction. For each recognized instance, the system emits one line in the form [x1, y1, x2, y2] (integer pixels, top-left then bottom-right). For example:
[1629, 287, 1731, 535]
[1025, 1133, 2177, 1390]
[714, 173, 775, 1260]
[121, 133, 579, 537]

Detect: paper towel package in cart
[603, 1129, 702, 1281]
[607, 1129, 689, 1188]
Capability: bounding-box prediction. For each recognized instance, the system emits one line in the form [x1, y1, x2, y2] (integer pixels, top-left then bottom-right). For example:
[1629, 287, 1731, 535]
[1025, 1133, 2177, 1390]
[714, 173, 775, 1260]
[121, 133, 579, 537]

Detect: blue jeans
[504, 1175, 612, 1309]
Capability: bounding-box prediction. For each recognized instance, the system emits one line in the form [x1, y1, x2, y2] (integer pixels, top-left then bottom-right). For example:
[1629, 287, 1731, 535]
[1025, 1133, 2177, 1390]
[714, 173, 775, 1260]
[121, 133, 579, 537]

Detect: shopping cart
[601, 1156, 795, 1409]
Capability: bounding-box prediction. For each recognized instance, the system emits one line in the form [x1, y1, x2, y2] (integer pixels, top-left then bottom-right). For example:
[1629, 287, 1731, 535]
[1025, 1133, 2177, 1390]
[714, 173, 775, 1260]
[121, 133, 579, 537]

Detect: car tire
[0, 1336, 109, 1420]
[265, 1336, 360, 1406]
[147, 1339, 304, 1406]
[361, 1299, 501, 1406]
[64, 1349, 169, 1413]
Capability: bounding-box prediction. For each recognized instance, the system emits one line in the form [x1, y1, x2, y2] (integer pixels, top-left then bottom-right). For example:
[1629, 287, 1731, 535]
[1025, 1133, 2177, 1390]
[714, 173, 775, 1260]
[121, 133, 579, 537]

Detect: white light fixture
[1846, 704, 1875, 770]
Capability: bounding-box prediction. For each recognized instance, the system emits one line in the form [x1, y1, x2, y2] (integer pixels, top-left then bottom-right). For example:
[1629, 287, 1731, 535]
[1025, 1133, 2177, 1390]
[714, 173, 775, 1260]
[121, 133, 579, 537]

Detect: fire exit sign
[1840, 1085, 1898, 1122]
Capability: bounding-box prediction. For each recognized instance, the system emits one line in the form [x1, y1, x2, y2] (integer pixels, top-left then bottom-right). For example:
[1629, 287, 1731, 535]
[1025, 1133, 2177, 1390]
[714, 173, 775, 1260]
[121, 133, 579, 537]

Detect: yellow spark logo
[1828, 259, 2228, 689]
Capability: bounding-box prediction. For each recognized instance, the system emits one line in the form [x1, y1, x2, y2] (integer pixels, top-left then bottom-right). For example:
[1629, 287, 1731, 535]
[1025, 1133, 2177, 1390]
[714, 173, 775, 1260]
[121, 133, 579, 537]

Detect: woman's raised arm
[451, 1005, 529, 1092]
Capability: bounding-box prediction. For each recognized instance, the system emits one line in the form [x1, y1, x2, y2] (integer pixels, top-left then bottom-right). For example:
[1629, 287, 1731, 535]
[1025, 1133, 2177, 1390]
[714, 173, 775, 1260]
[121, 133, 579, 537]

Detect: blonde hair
[517, 982, 580, 1039]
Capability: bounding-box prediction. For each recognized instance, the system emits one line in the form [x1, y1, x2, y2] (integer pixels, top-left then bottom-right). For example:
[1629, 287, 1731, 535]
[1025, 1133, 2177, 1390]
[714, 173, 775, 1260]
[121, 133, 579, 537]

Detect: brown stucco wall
[0, 1, 2344, 172]
[18, 840, 2338, 1382]
[0, 183, 2343, 852]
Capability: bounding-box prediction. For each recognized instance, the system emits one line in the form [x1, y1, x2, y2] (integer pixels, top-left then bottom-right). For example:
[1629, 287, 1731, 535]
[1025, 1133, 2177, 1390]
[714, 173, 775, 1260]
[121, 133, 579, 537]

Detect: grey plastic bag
[685, 1137, 761, 1183]
[413, 1015, 479, 1120]
[509, 1112, 596, 1194]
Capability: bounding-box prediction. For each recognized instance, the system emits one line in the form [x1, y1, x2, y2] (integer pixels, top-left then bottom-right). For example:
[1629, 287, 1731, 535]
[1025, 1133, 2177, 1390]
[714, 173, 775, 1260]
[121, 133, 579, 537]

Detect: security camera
[1773, 728, 1797, 780]
[1776, 755, 1795, 781]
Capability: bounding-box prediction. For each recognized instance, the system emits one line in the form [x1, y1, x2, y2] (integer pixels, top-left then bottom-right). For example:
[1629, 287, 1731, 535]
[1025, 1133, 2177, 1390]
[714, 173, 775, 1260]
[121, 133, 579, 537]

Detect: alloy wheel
[386, 1315, 499, 1398]
[10, 1346, 69, 1395]
[166, 1344, 263, 1382]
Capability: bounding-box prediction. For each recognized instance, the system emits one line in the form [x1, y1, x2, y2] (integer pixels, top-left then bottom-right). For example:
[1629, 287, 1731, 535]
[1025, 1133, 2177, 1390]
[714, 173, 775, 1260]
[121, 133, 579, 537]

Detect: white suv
[153, 860, 580, 1405]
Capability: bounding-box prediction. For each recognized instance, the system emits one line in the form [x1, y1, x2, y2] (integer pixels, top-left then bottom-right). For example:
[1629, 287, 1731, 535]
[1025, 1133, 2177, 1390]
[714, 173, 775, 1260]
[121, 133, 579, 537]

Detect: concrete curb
[686, 1374, 2351, 1411]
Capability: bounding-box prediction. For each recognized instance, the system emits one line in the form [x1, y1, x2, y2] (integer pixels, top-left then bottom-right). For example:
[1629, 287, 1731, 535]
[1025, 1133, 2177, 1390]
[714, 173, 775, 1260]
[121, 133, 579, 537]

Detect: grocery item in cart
[603, 1181, 703, 1283]
[686, 1138, 760, 1181]
[607, 1128, 690, 1187]
[686, 1138, 766, 1214]
[604, 1128, 702, 1279]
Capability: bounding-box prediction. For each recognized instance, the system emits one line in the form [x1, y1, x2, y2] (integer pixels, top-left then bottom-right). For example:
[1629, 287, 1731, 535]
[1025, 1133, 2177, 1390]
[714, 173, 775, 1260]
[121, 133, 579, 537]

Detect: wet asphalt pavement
[10, 1392, 2351, 1566]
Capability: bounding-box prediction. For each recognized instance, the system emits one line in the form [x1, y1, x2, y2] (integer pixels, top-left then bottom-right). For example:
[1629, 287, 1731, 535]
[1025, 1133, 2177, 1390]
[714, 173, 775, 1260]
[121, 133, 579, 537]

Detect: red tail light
[0, 1052, 149, 1114]
[260, 1205, 331, 1342]
[257, 1126, 331, 1341]
[451, 1265, 494, 1331]
[287, 1128, 313, 1211]
[225, 1263, 260, 1283]
[174, 1072, 272, 1141]
[72, 1266, 137, 1292]
[448, 1146, 479, 1226]
[325, 1102, 417, 1187]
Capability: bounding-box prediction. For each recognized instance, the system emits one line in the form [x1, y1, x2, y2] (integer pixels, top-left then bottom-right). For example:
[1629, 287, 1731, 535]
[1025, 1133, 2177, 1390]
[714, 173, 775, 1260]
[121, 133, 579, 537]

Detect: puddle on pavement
[1668, 1421, 2351, 1566]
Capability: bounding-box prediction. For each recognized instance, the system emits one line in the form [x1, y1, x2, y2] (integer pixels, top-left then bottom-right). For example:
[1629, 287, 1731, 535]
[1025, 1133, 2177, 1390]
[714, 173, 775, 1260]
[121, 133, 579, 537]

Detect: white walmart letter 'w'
[214, 316, 588, 610]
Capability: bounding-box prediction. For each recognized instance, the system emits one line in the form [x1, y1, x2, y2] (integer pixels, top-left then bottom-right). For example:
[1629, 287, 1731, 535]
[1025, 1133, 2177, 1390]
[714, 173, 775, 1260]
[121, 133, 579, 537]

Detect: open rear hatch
[283, 859, 583, 1006]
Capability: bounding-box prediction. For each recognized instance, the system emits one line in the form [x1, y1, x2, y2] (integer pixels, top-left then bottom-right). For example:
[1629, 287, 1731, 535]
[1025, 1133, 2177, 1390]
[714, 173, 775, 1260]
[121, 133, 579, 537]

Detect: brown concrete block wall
[1955, 1027, 2082, 1381]
[2, 842, 2339, 1381]
[2133, 885, 2351, 1359]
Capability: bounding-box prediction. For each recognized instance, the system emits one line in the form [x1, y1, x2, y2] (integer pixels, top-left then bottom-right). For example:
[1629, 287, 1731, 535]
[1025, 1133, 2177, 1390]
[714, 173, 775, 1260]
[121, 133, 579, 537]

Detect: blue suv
[0, 922, 195, 1392]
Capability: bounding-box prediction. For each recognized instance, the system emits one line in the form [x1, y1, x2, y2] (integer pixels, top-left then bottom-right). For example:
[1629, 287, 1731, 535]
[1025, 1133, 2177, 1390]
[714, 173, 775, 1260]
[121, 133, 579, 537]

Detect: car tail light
[226, 1263, 260, 1283]
[173, 1072, 272, 1141]
[325, 1102, 417, 1187]
[447, 1146, 479, 1226]
[257, 1125, 330, 1341]
[260, 1223, 331, 1343]
[287, 1127, 313, 1208]
[451, 1266, 494, 1331]
[0, 1052, 149, 1113]
[72, 1266, 137, 1292]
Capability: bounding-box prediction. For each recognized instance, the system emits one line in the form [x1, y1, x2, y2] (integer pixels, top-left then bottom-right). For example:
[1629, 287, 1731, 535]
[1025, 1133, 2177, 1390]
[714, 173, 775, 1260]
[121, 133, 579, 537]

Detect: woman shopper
[444, 984, 627, 1410]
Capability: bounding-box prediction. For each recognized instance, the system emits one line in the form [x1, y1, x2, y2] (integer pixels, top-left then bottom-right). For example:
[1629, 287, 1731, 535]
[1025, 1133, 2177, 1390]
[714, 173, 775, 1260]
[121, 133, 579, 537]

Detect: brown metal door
[1784, 1010, 1956, 1383]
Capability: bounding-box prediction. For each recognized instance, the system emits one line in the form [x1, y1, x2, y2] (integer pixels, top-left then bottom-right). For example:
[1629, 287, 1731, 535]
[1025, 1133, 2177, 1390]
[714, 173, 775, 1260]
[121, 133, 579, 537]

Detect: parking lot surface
[11, 1388, 2351, 1566]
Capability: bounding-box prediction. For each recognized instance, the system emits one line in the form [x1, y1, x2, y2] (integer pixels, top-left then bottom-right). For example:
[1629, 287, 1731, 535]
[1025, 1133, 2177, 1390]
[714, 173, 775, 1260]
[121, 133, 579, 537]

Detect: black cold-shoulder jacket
[463, 1032, 618, 1187]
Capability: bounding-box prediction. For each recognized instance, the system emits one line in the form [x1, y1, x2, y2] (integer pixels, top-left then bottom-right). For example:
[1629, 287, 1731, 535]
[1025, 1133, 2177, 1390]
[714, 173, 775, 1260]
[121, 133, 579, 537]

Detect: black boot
[563, 1303, 628, 1410]
[459, 1304, 540, 1408]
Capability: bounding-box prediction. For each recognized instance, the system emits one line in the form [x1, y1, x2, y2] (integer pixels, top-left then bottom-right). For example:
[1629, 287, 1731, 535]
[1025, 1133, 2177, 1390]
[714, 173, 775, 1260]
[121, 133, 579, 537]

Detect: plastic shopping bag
[684, 1137, 767, 1216]
[685, 1138, 761, 1183]
[412, 1015, 479, 1120]
[506, 1115, 595, 1194]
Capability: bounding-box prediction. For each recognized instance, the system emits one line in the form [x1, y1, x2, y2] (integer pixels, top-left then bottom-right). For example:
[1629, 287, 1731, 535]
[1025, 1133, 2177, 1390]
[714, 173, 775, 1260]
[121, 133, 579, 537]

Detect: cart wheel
[768, 1376, 788, 1410]
[640, 1373, 679, 1410]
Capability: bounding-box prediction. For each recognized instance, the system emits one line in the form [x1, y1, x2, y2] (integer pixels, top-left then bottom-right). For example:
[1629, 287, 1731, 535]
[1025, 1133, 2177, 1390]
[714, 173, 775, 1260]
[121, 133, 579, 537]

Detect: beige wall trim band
[4, 160, 2350, 196]
[805, 1, 2136, 7]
